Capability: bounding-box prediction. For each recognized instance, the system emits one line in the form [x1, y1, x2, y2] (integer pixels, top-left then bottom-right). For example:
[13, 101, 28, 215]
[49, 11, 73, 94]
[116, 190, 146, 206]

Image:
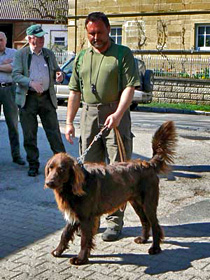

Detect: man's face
[0, 34, 7, 52]
[86, 20, 110, 52]
[29, 35, 45, 51]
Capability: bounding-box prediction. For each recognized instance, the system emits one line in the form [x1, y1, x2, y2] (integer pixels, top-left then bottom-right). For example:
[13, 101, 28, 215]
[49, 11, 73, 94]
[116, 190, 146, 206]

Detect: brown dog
[45, 121, 177, 265]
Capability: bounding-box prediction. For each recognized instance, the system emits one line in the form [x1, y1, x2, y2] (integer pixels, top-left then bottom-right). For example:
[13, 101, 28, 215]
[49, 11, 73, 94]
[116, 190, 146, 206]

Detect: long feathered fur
[150, 121, 177, 173]
[44, 121, 177, 265]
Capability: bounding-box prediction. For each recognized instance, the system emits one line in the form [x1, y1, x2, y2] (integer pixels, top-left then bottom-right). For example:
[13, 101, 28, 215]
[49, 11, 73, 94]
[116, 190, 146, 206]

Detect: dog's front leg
[70, 221, 94, 265]
[52, 222, 79, 257]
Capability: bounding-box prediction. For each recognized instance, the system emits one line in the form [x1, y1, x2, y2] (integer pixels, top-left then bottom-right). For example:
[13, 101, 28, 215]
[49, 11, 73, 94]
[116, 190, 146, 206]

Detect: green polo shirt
[69, 41, 140, 104]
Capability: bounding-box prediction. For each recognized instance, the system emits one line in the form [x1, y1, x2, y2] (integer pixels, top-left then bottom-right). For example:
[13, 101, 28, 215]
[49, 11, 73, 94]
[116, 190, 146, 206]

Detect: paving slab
[0, 109, 210, 280]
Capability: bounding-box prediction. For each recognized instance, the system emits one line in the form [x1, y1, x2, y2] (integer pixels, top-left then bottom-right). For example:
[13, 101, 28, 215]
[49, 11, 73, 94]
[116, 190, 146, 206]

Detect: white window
[54, 37, 65, 46]
[195, 25, 210, 50]
[110, 27, 122, 45]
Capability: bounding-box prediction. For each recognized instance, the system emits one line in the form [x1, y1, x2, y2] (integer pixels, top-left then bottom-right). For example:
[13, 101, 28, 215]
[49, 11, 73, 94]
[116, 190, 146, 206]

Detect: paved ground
[0, 109, 210, 280]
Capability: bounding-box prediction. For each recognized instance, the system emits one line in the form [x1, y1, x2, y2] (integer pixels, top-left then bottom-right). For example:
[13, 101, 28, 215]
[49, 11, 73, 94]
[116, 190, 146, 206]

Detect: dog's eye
[58, 167, 65, 174]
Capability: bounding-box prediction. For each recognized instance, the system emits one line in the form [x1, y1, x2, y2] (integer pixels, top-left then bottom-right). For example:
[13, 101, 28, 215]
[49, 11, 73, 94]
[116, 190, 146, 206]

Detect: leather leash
[114, 127, 127, 162]
[77, 126, 127, 211]
[114, 127, 127, 212]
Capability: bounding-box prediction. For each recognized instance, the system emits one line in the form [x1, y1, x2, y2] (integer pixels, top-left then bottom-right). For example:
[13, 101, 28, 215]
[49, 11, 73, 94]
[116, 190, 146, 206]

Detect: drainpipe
[74, 0, 77, 53]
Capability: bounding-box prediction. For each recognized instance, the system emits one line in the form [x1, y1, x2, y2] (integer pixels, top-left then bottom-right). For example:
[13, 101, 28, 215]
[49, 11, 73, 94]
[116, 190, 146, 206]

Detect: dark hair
[85, 12, 110, 28]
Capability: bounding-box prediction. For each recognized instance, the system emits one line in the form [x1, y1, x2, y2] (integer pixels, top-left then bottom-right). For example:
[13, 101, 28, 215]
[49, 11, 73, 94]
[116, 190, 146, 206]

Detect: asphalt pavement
[0, 107, 210, 280]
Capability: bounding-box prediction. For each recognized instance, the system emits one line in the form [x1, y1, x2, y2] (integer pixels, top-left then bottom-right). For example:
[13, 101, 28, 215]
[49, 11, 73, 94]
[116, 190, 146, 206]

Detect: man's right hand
[65, 124, 75, 144]
[30, 81, 44, 94]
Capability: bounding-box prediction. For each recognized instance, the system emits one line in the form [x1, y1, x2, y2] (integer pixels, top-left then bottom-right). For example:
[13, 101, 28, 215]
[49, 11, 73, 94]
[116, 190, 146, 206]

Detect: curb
[137, 106, 210, 116]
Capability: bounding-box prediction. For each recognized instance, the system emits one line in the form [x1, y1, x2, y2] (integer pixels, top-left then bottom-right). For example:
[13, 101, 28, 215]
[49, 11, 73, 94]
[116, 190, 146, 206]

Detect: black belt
[27, 90, 49, 96]
[0, 82, 13, 88]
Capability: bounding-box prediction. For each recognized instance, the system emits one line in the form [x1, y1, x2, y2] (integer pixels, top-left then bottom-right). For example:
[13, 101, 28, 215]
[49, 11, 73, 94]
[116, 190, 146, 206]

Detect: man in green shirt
[65, 12, 140, 241]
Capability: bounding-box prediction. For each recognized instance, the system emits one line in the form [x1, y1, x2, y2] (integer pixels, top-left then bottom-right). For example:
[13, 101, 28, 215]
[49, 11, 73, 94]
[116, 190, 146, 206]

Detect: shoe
[13, 157, 26, 165]
[102, 227, 122, 242]
[28, 167, 39, 177]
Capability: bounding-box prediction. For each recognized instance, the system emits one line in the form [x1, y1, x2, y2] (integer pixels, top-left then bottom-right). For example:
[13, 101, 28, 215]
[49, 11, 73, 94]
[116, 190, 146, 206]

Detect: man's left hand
[56, 71, 64, 83]
[104, 113, 121, 129]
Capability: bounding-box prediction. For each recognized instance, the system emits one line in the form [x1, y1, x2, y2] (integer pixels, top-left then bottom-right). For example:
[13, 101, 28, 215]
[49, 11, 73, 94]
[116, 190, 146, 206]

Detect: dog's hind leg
[52, 222, 79, 257]
[143, 202, 164, 255]
[130, 200, 151, 244]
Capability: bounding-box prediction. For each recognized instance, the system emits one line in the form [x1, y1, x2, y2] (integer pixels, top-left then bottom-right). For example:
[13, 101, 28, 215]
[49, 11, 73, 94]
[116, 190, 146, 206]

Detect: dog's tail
[150, 121, 177, 173]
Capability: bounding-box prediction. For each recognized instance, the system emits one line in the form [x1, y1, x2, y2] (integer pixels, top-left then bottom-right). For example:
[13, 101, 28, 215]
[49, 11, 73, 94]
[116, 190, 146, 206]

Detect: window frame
[110, 26, 122, 45]
[54, 36, 65, 46]
[195, 24, 210, 50]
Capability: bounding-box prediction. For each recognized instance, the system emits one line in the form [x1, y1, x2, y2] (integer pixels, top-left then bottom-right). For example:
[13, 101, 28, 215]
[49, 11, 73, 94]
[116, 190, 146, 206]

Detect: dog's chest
[64, 209, 78, 225]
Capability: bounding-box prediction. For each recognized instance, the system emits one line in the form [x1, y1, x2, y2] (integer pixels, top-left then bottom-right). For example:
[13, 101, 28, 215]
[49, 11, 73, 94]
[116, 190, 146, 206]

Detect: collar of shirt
[29, 46, 43, 56]
[0, 48, 7, 56]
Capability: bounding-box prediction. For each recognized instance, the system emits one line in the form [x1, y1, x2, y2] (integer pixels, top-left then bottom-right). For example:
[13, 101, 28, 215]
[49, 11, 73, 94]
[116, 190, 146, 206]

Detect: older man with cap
[0, 31, 25, 166]
[12, 24, 65, 177]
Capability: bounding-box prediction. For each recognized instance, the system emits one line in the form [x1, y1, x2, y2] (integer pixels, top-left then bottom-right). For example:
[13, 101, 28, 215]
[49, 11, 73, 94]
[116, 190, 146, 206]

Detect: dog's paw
[134, 236, 148, 244]
[70, 257, 89, 265]
[148, 246, 162, 255]
[51, 249, 63, 257]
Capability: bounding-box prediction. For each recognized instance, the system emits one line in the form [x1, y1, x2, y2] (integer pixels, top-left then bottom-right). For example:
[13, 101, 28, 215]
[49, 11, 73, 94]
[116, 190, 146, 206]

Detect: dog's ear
[45, 157, 52, 178]
[71, 161, 85, 196]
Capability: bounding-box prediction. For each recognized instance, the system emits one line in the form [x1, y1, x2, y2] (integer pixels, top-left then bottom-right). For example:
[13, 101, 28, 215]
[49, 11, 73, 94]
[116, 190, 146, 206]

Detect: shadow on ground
[53, 223, 210, 275]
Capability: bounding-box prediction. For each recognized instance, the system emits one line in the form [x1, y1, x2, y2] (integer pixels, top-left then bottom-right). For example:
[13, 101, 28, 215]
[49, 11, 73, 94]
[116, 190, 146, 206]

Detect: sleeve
[12, 50, 30, 88]
[121, 47, 140, 89]
[51, 50, 61, 73]
[68, 53, 82, 92]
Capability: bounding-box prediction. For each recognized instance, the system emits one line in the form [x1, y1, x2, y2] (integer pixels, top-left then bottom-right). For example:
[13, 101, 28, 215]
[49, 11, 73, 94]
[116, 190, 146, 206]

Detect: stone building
[68, 0, 210, 58]
[0, 0, 68, 49]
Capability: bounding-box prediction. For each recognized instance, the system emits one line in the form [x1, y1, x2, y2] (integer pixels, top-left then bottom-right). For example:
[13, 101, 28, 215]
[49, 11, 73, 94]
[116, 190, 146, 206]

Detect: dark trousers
[19, 93, 65, 168]
[0, 85, 21, 160]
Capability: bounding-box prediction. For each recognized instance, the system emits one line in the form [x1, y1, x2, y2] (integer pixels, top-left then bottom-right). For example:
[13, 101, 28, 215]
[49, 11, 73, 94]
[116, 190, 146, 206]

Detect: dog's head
[44, 152, 85, 196]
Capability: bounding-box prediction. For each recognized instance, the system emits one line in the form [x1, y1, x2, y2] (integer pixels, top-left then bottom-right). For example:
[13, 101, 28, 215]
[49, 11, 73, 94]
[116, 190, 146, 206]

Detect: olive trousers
[80, 102, 133, 230]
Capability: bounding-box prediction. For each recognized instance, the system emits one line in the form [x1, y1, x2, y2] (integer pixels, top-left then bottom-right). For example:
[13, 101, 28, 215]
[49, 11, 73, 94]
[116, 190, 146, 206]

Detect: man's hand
[65, 124, 75, 144]
[30, 81, 44, 94]
[104, 113, 121, 129]
[1, 58, 13, 64]
[56, 71, 64, 83]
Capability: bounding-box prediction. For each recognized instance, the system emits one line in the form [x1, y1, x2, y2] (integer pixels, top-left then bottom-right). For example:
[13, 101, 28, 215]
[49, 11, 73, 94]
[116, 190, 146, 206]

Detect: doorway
[0, 24, 13, 48]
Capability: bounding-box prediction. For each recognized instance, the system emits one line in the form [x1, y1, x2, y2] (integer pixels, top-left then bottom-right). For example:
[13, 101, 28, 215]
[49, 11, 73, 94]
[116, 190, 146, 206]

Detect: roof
[0, 0, 68, 22]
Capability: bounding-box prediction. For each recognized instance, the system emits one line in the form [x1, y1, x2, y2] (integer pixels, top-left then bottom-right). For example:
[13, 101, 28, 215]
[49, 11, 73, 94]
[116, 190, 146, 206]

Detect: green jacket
[12, 47, 60, 108]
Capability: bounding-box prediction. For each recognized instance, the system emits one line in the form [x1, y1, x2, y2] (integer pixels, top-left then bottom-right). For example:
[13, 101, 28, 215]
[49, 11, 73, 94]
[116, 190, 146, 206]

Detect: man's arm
[12, 51, 30, 87]
[104, 86, 134, 129]
[65, 90, 81, 144]
[0, 59, 13, 73]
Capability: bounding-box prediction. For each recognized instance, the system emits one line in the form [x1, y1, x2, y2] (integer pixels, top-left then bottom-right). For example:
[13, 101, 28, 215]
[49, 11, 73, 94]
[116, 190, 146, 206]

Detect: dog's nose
[44, 180, 54, 188]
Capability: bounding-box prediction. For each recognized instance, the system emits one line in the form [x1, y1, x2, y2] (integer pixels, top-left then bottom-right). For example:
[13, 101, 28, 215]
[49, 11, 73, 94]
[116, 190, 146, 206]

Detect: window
[110, 27, 122, 45]
[195, 25, 210, 50]
[54, 37, 65, 46]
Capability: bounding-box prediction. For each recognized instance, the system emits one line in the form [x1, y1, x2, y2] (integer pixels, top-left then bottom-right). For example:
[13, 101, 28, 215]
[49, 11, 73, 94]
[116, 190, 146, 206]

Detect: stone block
[173, 86, 185, 92]
[198, 88, 210, 94]
[204, 94, 210, 100]
[171, 99, 184, 103]
[185, 87, 198, 93]
[178, 93, 191, 99]
[159, 98, 169, 103]
[191, 94, 204, 100]
[158, 85, 172, 92]
[153, 92, 165, 98]
[165, 92, 178, 98]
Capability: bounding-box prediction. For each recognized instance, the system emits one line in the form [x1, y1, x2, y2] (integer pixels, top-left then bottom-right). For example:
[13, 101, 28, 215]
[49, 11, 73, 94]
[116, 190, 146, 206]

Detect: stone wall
[153, 78, 210, 105]
[68, 0, 210, 55]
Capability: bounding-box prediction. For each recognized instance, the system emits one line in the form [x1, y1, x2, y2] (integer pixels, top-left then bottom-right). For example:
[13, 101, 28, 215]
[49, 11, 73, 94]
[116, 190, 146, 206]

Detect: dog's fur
[45, 121, 177, 265]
